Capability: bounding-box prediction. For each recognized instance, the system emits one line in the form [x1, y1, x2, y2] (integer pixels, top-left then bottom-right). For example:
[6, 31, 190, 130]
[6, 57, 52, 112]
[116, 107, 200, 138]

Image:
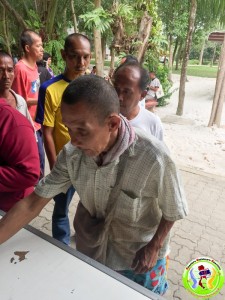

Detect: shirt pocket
[114, 190, 140, 223]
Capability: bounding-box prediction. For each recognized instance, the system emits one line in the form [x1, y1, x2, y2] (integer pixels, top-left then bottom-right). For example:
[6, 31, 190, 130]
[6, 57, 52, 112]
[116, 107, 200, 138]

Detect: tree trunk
[199, 38, 205, 65]
[172, 37, 179, 66]
[101, 36, 106, 61]
[45, 0, 59, 40]
[214, 72, 225, 126]
[62, 5, 68, 34]
[109, 6, 124, 75]
[168, 33, 173, 82]
[1, 4, 11, 55]
[176, 0, 197, 116]
[109, 47, 115, 75]
[0, 0, 27, 29]
[175, 42, 182, 70]
[70, 0, 78, 33]
[94, 0, 104, 77]
[208, 36, 225, 127]
[135, 11, 152, 64]
[210, 44, 216, 67]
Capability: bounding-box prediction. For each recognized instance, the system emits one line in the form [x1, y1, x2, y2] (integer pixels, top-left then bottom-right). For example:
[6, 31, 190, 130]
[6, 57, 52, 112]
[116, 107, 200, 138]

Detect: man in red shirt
[0, 98, 40, 212]
[12, 29, 44, 177]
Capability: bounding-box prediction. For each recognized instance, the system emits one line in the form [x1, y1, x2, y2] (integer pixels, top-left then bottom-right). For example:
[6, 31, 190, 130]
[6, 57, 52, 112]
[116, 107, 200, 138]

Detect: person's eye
[78, 130, 88, 137]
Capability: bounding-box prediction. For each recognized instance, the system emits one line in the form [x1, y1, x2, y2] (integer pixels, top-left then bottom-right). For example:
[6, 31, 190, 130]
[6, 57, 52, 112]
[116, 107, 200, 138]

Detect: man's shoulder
[0, 100, 31, 129]
[152, 77, 160, 85]
[10, 89, 26, 105]
[40, 74, 68, 94]
[13, 60, 27, 75]
[139, 107, 161, 124]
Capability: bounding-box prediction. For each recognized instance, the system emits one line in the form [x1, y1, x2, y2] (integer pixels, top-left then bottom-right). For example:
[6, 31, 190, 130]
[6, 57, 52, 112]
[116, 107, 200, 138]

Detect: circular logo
[183, 257, 224, 299]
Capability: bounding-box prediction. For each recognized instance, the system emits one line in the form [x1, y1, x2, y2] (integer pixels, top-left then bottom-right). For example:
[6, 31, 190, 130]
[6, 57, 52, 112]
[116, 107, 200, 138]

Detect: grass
[172, 65, 218, 78]
[91, 59, 218, 78]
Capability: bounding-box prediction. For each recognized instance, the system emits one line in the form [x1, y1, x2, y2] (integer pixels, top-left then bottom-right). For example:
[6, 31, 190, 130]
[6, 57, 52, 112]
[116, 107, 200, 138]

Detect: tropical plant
[79, 7, 113, 34]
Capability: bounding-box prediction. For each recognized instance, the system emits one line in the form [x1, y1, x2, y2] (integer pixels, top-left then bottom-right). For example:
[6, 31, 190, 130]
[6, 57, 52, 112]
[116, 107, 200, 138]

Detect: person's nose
[3, 70, 9, 79]
[77, 57, 85, 67]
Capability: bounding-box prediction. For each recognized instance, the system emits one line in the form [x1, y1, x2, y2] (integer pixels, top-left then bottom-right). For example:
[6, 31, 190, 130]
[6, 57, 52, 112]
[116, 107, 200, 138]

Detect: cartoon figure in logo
[198, 265, 211, 289]
[190, 264, 215, 290]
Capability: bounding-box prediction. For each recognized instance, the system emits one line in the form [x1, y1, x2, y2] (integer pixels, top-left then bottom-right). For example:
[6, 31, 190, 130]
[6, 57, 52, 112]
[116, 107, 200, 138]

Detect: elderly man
[0, 76, 187, 296]
[0, 51, 34, 126]
[113, 61, 163, 141]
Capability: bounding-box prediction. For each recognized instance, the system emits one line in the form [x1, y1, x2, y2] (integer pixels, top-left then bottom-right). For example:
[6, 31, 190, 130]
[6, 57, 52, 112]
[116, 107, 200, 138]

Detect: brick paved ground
[30, 168, 225, 299]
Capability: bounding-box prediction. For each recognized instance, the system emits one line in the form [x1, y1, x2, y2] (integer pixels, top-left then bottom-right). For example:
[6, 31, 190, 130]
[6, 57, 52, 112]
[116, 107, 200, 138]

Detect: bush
[155, 64, 172, 106]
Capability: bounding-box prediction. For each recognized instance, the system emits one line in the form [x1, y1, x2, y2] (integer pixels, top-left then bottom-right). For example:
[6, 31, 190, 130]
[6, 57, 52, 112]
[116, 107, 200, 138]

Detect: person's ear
[141, 90, 147, 100]
[25, 45, 30, 54]
[61, 49, 66, 61]
[108, 114, 121, 132]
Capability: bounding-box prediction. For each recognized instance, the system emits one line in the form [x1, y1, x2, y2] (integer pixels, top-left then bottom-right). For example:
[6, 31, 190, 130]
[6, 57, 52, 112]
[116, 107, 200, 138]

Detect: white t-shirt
[130, 106, 163, 141]
[147, 77, 160, 98]
[139, 98, 145, 108]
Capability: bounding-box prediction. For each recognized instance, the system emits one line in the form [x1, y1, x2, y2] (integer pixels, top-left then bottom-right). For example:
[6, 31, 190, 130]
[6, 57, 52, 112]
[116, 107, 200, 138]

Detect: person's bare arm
[149, 86, 159, 92]
[0, 192, 51, 244]
[132, 216, 174, 273]
[43, 125, 57, 170]
[27, 99, 38, 106]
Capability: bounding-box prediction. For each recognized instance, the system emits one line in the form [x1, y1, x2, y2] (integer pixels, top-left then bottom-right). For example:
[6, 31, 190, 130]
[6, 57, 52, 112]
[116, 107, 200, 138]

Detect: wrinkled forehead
[0, 55, 14, 65]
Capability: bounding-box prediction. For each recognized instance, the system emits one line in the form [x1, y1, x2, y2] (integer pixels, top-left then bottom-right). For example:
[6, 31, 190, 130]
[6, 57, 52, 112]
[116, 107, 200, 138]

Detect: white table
[0, 215, 165, 300]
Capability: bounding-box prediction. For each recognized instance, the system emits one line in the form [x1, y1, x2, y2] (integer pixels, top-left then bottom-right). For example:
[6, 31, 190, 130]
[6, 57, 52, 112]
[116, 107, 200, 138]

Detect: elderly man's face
[0, 56, 14, 93]
[61, 101, 117, 157]
[113, 66, 145, 119]
[27, 33, 44, 61]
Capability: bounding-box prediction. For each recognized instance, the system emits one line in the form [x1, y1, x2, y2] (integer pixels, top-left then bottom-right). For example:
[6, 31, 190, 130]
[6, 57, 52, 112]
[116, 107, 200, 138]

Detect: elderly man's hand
[131, 241, 160, 274]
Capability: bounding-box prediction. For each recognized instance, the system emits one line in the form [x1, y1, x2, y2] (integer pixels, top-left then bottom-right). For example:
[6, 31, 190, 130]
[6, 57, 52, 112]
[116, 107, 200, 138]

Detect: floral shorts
[118, 257, 168, 295]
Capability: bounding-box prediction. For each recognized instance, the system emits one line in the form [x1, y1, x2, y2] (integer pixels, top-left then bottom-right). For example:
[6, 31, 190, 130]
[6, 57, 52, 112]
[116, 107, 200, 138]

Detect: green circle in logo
[183, 257, 224, 299]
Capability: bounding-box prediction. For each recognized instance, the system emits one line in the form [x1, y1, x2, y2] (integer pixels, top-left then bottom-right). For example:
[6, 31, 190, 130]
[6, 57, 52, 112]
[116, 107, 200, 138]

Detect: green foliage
[44, 39, 65, 75]
[24, 9, 42, 31]
[79, 7, 113, 33]
[156, 64, 173, 106]
[112, 3, 134, 19]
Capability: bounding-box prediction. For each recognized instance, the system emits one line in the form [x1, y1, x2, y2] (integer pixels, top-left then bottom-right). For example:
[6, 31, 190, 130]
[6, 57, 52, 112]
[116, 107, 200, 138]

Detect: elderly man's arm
[132, 216, 174, 274]
[0, 192, 51, 244]
[132, 160, 188, 274]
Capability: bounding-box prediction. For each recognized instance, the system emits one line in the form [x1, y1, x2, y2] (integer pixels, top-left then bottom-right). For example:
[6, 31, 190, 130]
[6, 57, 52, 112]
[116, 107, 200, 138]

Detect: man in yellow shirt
[36, 33, 91, 244]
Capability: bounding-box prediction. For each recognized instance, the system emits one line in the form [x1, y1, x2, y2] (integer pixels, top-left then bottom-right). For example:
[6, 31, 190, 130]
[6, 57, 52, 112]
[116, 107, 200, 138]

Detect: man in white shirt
[147, 71, 160, 99]
[113, 62, 163, 141]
